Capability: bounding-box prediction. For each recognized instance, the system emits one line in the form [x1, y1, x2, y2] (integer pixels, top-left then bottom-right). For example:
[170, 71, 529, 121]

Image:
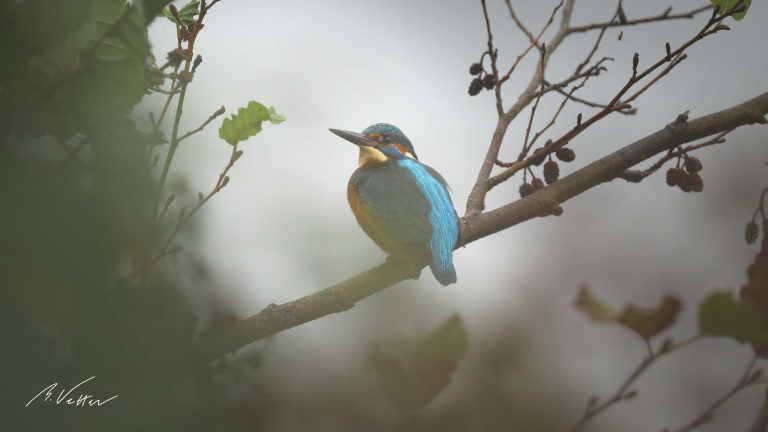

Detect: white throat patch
[357, 146, 388, 166]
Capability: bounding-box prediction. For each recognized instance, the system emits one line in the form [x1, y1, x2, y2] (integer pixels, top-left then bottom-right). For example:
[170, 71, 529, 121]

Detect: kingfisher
[330, 123, 459, 286]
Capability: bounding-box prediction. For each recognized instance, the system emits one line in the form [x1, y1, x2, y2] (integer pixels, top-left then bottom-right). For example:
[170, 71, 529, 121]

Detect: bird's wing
[349, 163, 433, 254]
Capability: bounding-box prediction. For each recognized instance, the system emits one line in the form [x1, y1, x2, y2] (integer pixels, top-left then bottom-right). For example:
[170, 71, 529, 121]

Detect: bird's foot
[386, 254, 423, 281]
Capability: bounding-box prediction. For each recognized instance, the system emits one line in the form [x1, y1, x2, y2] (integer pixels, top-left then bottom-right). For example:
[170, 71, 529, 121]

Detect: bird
[330, 123, 459, 286]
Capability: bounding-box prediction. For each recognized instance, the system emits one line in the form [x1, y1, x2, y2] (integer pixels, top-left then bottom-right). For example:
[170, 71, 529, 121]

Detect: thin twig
[617, 129, 733, 182]
[127, 144, 242, 283]
[519, 46, 548, 160]
[569, 335, 702, 432]
[483, 5, 740, 192]
[670, 355, 760, 432]
[480, 0, 503, 117]
[466, 0, 575, 216]
[504, 0, 539, 46]
[178, 106, 225, 142]
[499, 0, 563, 86]
[567, 5, 712, 34]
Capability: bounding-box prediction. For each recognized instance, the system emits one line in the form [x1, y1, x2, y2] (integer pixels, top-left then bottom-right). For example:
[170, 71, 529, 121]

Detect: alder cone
[555, 147, 575, 162]
[746, 221, 759, 244]
[519, 183, 534, 198]
[543, 160, 560, 184]
[685, 156, 703, 173]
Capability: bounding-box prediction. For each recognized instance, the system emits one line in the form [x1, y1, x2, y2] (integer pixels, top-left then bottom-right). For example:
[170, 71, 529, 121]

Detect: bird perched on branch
[330, 123, 459, 285]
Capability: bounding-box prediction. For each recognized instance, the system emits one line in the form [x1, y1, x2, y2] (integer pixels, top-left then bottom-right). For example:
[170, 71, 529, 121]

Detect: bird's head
[330, 123, 418, 166]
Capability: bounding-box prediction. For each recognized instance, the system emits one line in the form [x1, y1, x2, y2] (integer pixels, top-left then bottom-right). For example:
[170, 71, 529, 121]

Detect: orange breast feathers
[347, 182, 398, 254]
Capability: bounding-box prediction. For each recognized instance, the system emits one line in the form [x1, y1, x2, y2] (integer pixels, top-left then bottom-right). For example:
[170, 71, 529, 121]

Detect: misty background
[138, 0, 768, 430]
[1, 0, 765, 430]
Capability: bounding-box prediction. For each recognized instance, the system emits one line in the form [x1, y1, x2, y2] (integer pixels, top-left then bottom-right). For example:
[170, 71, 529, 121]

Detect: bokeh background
[2, 0, 766, 431]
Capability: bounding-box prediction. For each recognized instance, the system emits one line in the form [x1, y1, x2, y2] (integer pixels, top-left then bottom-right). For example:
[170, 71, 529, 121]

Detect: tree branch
[567, 5, 711, 34]
[466, 0, 575, 216]
[202, 91, 768, 360]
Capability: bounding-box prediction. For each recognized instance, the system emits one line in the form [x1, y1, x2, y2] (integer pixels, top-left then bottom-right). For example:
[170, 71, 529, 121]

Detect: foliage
[575, 286, 681, 340]
[371, 314, 468, 412]
[158, 0, 200, 24]
[711, 0, 751, 20]
[219, 101, 285, 146]
[699, 292, 768, 344]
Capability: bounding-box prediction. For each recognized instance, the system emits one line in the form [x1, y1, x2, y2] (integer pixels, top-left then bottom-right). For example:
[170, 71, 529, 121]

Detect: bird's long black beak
[329, 128, 379, 148]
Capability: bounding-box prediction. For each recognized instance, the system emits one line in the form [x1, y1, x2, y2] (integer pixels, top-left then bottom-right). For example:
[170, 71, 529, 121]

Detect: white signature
[26, 376, 118, 408]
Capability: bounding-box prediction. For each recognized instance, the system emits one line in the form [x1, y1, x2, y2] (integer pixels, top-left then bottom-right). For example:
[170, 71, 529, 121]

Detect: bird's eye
[382, 135, 392, 144]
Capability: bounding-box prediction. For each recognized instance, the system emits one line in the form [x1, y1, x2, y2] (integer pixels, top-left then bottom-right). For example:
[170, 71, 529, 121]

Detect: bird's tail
[430, 260, 457, 286]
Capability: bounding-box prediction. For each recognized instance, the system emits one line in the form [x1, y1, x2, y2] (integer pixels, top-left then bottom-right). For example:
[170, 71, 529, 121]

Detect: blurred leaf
[617, 296, 682, 339]
[378, 314, 468, 373]
[91, 0, 150, 62]
[575, 285, 618, 323]
[372, 314, 468, 412]
[142, 0, 174, 23]
[13, 0, 92, 54]
[576, 286, 681, 339]
[711, 0, 751, 20]
[268, 106, 286, 124]
[219, 101, 283, 145]
[159, 0, 200, 24]
[22, 0, 149, 137]
[699, 291, 768, 343]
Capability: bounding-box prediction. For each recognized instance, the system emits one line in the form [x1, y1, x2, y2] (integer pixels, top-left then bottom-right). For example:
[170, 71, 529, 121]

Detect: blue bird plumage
[330, 124, 459, 285]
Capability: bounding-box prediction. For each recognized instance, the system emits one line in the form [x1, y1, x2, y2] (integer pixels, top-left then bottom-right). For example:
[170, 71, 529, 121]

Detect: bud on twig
[169, 4, 181, 23]
[632, 52, 639, 77]
[665, 43, 671, 62]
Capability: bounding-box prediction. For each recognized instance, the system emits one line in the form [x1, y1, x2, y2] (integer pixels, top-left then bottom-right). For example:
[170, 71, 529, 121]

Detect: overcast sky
[146, 1, 767, 430]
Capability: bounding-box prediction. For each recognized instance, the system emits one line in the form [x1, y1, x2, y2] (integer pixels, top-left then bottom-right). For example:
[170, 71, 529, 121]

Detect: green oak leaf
[710, 0, 751, 20]
[159, 0, 200, 24]
[699, 291, 768, 343]
[218, 101, 284, 145]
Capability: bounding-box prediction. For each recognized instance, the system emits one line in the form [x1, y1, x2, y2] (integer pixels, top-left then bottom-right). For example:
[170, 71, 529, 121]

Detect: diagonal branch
[202, 91, 768, 361]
